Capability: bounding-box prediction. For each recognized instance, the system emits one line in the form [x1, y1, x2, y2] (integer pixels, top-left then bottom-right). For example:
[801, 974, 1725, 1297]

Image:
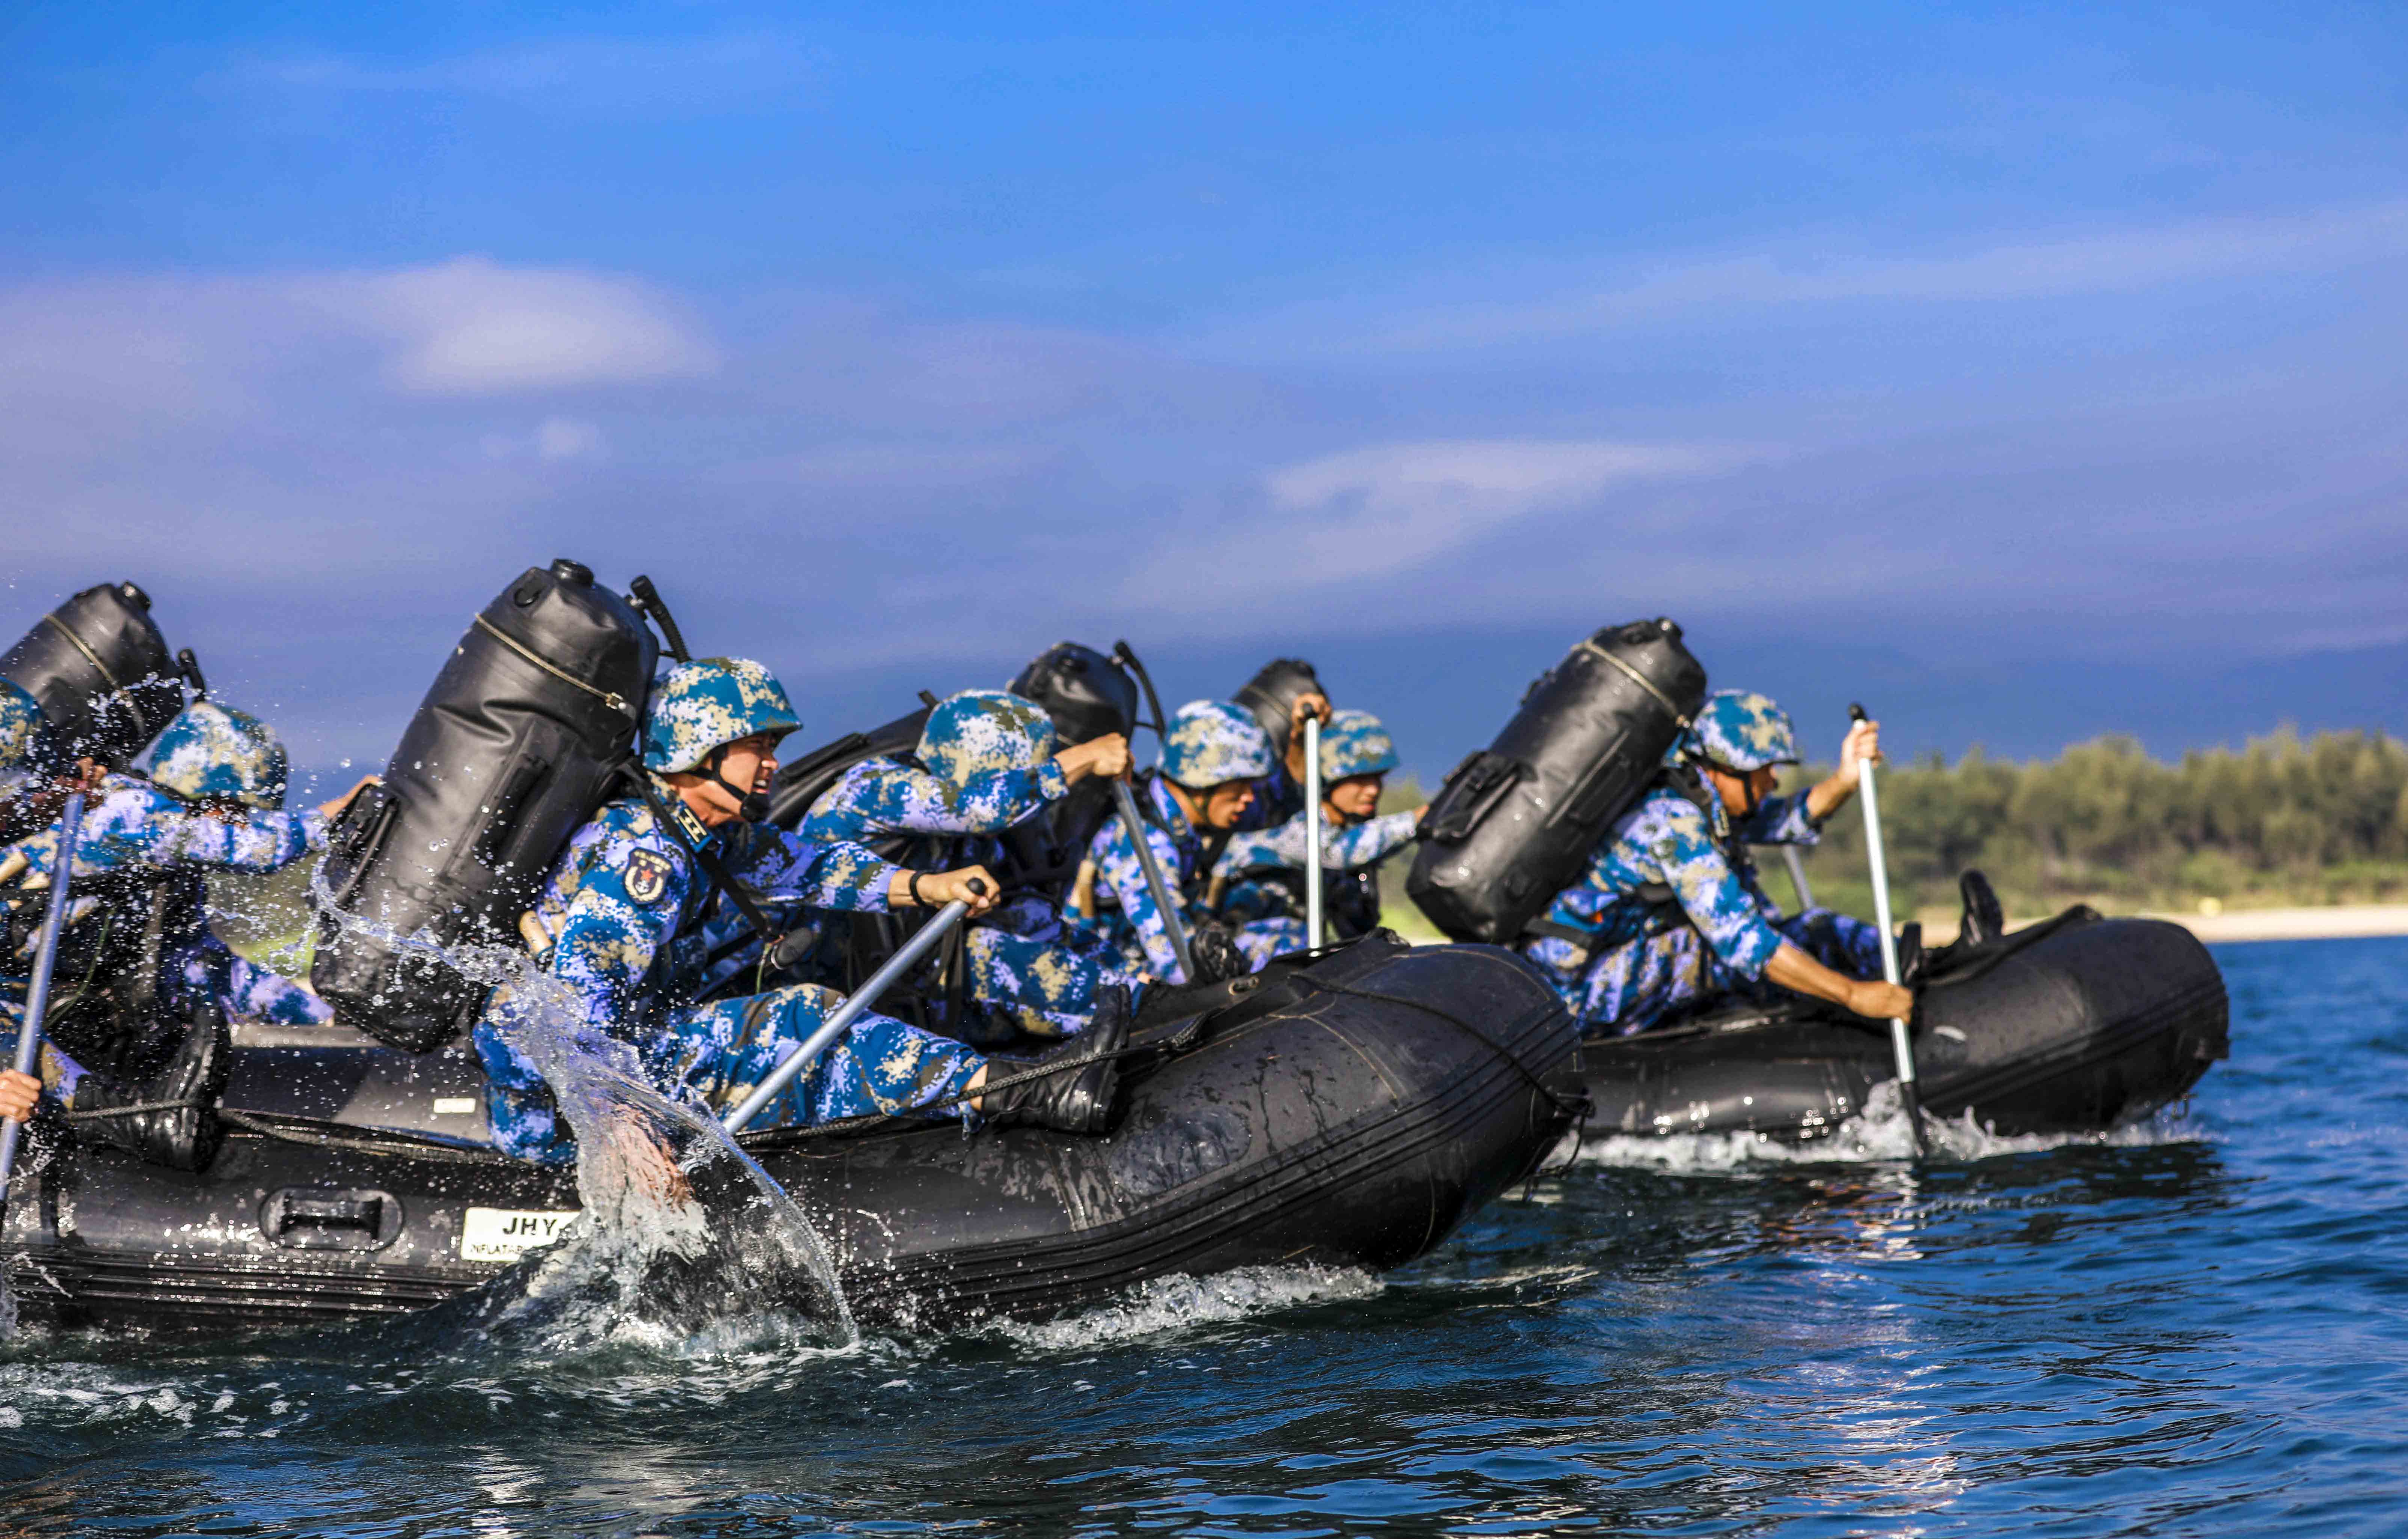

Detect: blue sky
[5, 2, 2405, 780]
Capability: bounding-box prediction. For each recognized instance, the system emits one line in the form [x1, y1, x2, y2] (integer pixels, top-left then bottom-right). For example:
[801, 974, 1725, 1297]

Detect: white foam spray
[1565, 1080, 2204, 1174]
[310, 858, 856, 1355]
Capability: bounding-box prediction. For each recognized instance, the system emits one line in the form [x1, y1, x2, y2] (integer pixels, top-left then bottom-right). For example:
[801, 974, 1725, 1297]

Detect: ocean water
[4, 935, 2406, 1536]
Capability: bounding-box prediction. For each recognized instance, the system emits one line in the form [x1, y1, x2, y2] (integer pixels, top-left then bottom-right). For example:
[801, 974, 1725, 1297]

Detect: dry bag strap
[472, 615, 635, 719]
[1574, 639, 1690, 727]
[44, 614, 120, 692]
[622, 766, 784, 948]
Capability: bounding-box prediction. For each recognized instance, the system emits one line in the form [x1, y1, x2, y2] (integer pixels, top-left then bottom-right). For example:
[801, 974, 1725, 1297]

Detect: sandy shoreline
[1917, 904, 2408, 945]
[1408, 903, 2408, 947]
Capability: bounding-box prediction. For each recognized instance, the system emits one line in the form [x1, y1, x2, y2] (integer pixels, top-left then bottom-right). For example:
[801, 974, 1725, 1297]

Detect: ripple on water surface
[6, 936, 2408, 1535]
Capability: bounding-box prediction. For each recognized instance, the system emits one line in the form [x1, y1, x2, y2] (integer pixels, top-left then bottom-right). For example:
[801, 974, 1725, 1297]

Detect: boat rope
[735, 1040, 1163, 1146]
[215, 1108, 517, 1165]
[63, 1097, 202, 1120]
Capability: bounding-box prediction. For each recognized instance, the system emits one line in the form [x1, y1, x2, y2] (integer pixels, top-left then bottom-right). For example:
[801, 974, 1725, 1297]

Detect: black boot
[1186, 921, 1251, 985]
[980, 986, 1130, 1135]
[1958, 870, 2006, 947]
[69, 1008, 229, 1172]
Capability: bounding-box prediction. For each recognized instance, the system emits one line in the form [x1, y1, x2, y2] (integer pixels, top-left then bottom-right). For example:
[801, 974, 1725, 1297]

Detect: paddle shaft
[1850, 704, 1927, 1157]
[720, 881, 981, 1133]
[1778, 844, 1815, 911]
[1111, 776, 1198, 983]
[0, 793, 85, 1213]
[1303, 715, 1324, 946]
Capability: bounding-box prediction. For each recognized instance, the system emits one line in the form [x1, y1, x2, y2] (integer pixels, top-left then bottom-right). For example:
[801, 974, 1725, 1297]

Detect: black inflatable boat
[1, 936, 1578, 1332]
[1578, 909, 2228, 1145]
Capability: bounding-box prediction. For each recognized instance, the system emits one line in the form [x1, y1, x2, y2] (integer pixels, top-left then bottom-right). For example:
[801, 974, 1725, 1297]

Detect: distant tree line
[1796, 728, 2408, 916]
[1379, 728, 2408, 932]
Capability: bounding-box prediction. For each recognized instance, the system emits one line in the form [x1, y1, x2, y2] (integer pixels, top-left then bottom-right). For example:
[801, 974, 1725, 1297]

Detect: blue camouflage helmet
[1160, 700, 1276, 789]
[642, 658, 802, 774]
[147, 701, 291, 809]
[1682, 689, 1800, 772]
[1318, 708, 1399, 781]
[0, 678, 60, 805]
[917, 689, 1059, 787]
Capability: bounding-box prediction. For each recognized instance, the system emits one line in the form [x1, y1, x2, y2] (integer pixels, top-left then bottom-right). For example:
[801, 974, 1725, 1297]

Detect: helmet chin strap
[702, 745, 770, 823]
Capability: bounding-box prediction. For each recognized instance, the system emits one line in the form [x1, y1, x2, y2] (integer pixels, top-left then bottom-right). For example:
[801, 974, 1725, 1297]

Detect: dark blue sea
[5, 935, 2405, 1536]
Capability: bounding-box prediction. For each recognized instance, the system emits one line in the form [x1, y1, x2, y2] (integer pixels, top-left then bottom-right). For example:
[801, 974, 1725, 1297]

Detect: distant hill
[287, 627, 2407, 793]
[768, 629, 2406, 778]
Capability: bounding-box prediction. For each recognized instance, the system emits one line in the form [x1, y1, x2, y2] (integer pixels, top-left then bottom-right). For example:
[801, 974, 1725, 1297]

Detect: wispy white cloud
[1124, 439, 1749, 616]
[0, 258, 716, 441]
[305, 258, 716, 395]
[243, 32, 815, 110]
[1202, 202, 2408, 357]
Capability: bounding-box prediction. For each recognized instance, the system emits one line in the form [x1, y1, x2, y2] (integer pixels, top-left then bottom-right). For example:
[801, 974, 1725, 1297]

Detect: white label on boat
[431, 1097, 478, 1115]
[458, 1207, 581, 1263]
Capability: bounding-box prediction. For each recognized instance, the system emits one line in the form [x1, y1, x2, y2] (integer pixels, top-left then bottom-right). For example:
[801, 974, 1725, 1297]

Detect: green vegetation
[1374, 728, 2408, 936]
[222, 728, 2408, 970]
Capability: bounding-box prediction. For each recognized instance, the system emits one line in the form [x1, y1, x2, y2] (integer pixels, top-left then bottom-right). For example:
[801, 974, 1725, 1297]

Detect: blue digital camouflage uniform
[1068, 701, 1276, 983]
[476, 793, 984, 1163]
[1520, 690, 1882, 1036]
[1, 769, 331, 1033]
[474, 659, 987, 1164]
[0, 678, 56, 817]
[1215, 810, 1420, 966]
[802, 690, 1142, 1039]
[1213, 710, 1417, 967]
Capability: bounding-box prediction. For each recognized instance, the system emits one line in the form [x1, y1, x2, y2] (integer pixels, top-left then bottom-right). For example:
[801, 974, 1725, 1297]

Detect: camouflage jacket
[1530, 779, 1821, 979]
[1068, 772, 1213, 982]
[802, 752, 1068, 868]
[505, 791, 900, 1040]
[1212, 808, 1418, 929]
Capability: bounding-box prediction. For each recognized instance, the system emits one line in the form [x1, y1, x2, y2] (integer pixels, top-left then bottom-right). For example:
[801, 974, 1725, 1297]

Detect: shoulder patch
[622, 848, 675, 906]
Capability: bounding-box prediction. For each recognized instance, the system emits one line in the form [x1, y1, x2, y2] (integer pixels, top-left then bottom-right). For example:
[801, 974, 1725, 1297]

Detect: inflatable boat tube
[1578, 911, 2227, 1144]
[1, 936, 1578, 1332]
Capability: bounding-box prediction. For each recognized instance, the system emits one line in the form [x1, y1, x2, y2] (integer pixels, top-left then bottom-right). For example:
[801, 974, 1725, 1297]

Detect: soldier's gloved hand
[0, 1068, 41, 1123]
[908, 866, 1002, 916]
[1055, 733, 1132, 784]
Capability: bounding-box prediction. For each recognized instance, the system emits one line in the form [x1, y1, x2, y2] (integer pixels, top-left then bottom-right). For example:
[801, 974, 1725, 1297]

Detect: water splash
[1565, 1081, 2206, 1174]
[308, 858, 855, 1355]
[978, 1265, 1384, 1352]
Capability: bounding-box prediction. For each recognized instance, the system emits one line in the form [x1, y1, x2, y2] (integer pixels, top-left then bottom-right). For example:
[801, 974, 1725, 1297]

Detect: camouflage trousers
[1529, 907, 1884, 1038]
[649, 984, 986, 1130]
[963, 921, 1143, 1042]
[1231, 916, 1307, 971]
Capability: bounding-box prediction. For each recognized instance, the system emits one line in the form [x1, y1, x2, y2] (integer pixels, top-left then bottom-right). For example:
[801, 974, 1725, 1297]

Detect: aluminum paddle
[720, 876, 984, 1134]
[1110, 776, 1198, 984]
[1850, 704, 1928, 1160]
[1303, 713, 1324, 947]
[0, 792, 85, 1222]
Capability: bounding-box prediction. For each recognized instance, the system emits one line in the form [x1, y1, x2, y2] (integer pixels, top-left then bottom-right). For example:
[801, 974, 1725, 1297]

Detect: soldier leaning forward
[1211, 708, 1420, 970]
[801, 689, 1145, 1044]
[1518, 689, 1915, 1037]
[477, 659, 1127, 1165]
[1067, 700, 1272, 987]
[0, 696, 373, 1170]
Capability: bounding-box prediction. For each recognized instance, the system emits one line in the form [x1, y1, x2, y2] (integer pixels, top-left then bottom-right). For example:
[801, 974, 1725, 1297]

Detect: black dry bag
[1010, 642, 1139, 748]
[0, 582, 184, 769]
[312, 560, 658, 1051]
[1232, 657, 1325, 762]
[1406, 618, 1707, 945]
